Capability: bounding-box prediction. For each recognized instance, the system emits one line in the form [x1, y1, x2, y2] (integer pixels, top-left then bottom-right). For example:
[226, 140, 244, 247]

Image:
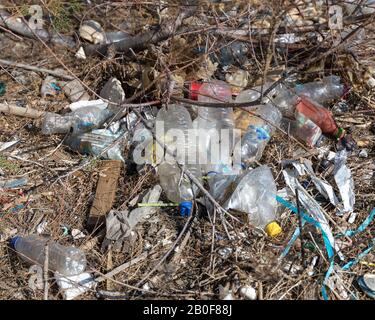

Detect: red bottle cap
[186, 81, 203, 100]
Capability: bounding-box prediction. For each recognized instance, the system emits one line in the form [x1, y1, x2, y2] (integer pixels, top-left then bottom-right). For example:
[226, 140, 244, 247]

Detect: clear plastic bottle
[41, 107, 113, 135]
[156, 104, 202, 203]
[197, 80, 235, 172]
[11, 235, 87, 276]
[209, 165, 281, 237]
[270, 76, 344, 116]
[236, 104, 282, 166]
[234, 82, 280, 132]
[294, 76, 344, 104]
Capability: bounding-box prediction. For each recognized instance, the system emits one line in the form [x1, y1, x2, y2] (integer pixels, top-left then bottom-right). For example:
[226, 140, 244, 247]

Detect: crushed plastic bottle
[209, 165, 282, 237]
[11, 235, 87, 276]
[156, 104, 202, 203]
[41, 107, 113, 135]
[65, 128, 125, 161]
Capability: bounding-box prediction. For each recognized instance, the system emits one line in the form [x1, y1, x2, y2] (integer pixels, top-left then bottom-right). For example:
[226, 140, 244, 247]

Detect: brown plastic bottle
[295, 97, 345, 139]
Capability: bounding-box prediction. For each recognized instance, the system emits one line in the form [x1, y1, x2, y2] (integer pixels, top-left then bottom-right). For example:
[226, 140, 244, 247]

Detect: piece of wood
[0, 59, 75, 80]
[87, 160, 122, 229]
[0, 103, 45, 118]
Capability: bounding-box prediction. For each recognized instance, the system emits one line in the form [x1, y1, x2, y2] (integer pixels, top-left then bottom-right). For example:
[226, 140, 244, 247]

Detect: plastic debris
[40, 76, 60, 97]
[41, 107, 113, 135]
[102, 185, 162, 251]
[1, 1, 374, 302]
[55, 272, 95, 300]
[11, 235, 87, 276]
[0, 177, 28, 189]
[239, 286, 257, 300]
[0, 81, 6, 95]
[209, 165, 282, 237]
[157, 104, 202, 202]
[69, 99, 108, 112]
[334, 150, 355, 217]
[358, 274, 375, 299]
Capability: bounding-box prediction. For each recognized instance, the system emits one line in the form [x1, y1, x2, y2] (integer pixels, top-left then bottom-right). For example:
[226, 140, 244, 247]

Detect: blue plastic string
[276, 196, 334, 300]
[338, 208, 375, 238]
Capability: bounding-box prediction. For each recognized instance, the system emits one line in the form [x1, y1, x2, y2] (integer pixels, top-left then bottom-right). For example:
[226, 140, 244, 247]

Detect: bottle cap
[265, 221, 282, 237]
[10, 236, 21, 248]
[179, 201, 192, 217]
[185, 81, 202, 100]
[334, 127, 346, 140]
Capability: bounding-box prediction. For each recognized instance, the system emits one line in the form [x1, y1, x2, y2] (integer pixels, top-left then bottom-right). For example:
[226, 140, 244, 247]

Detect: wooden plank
[87, 160, 122, 229]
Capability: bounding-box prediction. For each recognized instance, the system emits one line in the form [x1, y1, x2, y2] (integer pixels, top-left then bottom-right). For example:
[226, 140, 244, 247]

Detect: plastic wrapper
[55, 272, 95, 300]
[102, 185, 162, 251]
[334, 150, 355, 216]
[209, 166, 279, 230]
[282, 167, 340, 257]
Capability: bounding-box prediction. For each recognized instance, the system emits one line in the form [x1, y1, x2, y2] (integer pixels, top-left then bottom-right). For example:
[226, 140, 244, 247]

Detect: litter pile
[1, 1, 375, 300]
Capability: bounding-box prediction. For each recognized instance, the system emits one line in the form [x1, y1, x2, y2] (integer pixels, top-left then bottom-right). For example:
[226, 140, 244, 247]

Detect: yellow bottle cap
[265, 221, 282, 237]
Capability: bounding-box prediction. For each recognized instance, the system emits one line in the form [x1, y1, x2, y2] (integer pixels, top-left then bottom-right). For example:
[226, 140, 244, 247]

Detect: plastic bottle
[156, 104, 202, 203]
[271, 76, 345, 116]
[236, 104, 282, 166]
[41, 107, 113, 135]
[294, 76, 344, 103]
[197, 80, 234, 127]
[234, 82, 280, 132]
[11, 235, 87, 276]
[197, 80, 235, 173]
[65, 128, 125, 161]
[295, 97, 345, 139]
[209, 165, 281, 237]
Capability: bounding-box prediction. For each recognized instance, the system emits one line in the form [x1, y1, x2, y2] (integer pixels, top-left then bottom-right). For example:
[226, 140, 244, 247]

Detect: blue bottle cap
[179, 201, 192, 217]
[10, 236, 21, 249]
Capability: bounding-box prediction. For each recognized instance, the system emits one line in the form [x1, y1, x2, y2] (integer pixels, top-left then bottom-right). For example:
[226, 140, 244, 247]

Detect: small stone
[75, 47, 87, 60]
[71, 229, 86, 240]
[239, 286, 257, 300]
[218, 247, 233, 259]
[100, 77, 125, 113]
[222, 291, 235, 300]
[359, 149, 368, 158]
[62, 79, 90, 102]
